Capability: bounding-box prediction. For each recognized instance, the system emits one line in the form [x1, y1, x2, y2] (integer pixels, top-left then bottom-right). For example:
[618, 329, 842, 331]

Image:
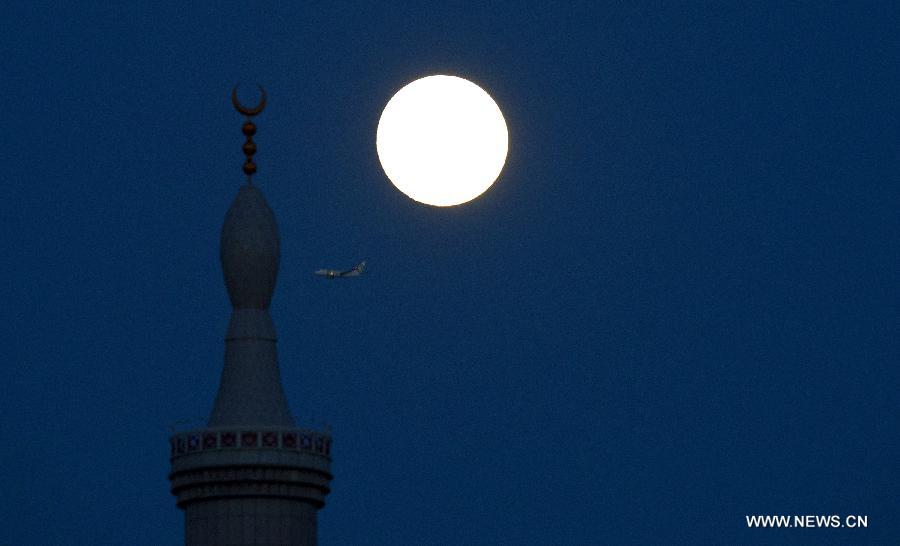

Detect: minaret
[169, 86, 332, 546]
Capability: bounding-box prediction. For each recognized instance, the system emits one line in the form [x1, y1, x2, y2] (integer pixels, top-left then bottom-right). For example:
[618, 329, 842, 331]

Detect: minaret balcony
[168, 426, 332, 509]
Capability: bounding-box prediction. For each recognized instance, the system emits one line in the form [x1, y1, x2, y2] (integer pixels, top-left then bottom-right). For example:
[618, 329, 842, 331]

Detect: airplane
[315, 261, 366, 279]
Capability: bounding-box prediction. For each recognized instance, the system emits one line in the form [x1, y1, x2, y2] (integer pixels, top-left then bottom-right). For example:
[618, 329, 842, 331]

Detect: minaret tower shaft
[169, 86, 332, 546]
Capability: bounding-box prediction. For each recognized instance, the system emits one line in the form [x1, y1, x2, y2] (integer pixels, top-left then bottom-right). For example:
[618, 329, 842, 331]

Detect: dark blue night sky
[2, 2, 897, 544]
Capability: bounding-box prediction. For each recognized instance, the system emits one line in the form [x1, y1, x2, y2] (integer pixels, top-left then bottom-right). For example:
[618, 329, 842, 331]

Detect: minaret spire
[169, 87, 332, 546]
[210, 179, 294, 427]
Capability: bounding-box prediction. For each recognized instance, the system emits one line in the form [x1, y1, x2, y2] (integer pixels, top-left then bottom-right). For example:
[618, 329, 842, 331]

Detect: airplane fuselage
[315, 261, 365, 279]
[315, 269, 361, 279]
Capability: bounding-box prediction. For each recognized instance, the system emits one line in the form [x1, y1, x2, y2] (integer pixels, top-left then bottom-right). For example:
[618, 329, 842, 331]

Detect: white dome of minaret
[220, 184, 280, 310]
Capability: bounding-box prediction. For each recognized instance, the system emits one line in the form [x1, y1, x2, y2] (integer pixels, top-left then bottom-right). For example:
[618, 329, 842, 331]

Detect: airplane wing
[339, 261, 366, 277]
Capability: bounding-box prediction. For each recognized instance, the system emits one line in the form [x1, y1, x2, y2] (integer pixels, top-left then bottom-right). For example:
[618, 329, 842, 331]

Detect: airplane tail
[354, 261, 366, 273]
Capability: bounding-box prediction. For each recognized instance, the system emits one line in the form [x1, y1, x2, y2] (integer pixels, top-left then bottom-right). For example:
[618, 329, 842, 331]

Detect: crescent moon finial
[232, 84, 266, 184]
[231, 84, 267, 117]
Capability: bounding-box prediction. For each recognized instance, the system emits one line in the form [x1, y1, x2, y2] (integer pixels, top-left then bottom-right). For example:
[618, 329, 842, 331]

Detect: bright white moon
[376, 75, 509, 206]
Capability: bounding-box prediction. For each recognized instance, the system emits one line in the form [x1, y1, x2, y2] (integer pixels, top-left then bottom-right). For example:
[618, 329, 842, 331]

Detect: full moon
[376, 75, 509, 206]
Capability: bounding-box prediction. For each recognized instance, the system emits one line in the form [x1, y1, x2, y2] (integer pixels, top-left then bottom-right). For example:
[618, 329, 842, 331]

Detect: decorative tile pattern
[241, 431, 258, 447]
[169, 428, 332, 460]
